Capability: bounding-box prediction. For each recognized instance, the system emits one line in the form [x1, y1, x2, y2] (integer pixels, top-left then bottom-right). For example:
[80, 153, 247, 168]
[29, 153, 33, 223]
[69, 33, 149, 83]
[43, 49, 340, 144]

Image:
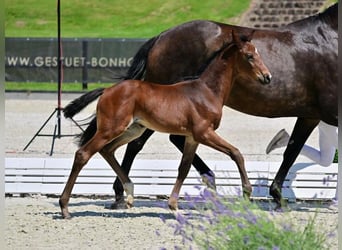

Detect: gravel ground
[4, 196, 338, 249]
[4, 92, 338, 249]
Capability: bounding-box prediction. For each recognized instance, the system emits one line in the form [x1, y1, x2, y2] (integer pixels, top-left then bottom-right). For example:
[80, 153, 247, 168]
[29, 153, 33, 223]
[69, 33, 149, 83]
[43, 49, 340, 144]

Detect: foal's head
[227, 30, 272, 85]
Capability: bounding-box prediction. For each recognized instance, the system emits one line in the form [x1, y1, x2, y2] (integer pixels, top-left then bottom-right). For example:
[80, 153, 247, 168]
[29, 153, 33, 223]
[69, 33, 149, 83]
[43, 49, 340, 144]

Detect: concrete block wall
[240, 0, 331, 28]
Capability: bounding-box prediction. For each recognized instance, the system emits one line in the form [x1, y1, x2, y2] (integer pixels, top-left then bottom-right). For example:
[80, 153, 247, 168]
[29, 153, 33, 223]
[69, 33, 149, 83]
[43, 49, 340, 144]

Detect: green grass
[5, 0, 251, 92]
[5, 0, 250, 38]
[5, 82, 112, 92]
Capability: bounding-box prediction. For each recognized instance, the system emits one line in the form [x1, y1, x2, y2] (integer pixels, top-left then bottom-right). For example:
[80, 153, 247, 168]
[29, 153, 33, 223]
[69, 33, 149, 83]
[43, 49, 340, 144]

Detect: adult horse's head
[230, 30, 272, 85]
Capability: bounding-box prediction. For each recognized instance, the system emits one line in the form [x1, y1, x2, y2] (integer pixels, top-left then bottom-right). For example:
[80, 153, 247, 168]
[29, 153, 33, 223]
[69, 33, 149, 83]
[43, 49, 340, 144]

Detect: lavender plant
[162, 188, 334, 249]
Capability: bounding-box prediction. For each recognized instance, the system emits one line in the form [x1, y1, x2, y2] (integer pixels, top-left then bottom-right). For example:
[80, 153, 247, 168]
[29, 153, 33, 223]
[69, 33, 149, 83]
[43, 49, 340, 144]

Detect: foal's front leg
[168, 137, 199, 210]
[195, 129, 252, 199]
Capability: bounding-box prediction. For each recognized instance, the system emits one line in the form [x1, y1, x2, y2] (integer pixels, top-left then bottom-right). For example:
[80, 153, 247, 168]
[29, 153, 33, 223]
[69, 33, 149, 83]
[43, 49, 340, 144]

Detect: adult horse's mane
[124, 28, 255, 81]
[285, 3, 337, 30]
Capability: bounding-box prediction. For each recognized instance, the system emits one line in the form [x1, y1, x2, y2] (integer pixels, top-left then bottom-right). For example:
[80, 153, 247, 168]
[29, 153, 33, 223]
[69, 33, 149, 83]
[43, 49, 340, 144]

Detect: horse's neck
[286, 3, 337, 31]
[199, 53, 235, 104]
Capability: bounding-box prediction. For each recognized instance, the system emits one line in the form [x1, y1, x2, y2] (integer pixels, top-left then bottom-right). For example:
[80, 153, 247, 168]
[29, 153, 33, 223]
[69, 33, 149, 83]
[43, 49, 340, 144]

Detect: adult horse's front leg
[270, 118, 319, 210]
[168, 137, 199, 210]
[112, 129, 155, 208]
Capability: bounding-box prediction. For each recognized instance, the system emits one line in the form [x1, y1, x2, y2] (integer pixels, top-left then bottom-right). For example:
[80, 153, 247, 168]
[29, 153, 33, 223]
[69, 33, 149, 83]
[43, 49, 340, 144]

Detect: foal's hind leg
[59, 133, 111, 219]
[100, 123, 147, 209]
[113, 129, 155, 206]
[195, 129, 252, 199]
[168, 137, 199, 210]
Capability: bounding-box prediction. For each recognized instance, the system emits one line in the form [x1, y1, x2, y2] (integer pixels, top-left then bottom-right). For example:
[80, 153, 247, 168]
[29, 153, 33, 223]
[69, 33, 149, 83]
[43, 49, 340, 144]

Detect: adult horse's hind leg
[195, 129, 252, 199]
[270, 118, 319, 210]
[168, 136, 199, 210]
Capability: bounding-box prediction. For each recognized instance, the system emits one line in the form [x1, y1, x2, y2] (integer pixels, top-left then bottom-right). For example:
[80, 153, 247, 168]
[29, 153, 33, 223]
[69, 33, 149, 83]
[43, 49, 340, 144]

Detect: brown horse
[59, 31, 271, 218]
[64, 4, 337, 210]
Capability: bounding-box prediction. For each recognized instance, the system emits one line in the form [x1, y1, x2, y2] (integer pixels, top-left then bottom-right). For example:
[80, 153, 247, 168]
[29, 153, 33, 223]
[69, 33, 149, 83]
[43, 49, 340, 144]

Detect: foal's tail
[63, 88, 105, 119]
[77, 115, 97, 147]
[64, 35, 158, 120]
[65, 36, 158, 147]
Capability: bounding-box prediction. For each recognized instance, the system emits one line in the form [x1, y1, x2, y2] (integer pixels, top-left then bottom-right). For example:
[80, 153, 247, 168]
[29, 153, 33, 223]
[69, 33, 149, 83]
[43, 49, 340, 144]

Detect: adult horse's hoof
[273, 203, 290, 212]
[109, 197, 129, 210]
[273, 199, 289, 212]
[201, 172, 216, 190]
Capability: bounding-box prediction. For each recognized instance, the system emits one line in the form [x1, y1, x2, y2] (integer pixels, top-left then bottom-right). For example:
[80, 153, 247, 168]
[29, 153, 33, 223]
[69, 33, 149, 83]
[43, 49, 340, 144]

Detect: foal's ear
[232, 29, 255, 49]
[232, 30, 242, 49]
[242, 30, 255, 42]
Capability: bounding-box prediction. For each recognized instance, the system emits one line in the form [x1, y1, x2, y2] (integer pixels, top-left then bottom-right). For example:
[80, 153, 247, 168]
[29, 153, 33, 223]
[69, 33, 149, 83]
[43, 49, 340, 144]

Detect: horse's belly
[135, 117, 190, 136]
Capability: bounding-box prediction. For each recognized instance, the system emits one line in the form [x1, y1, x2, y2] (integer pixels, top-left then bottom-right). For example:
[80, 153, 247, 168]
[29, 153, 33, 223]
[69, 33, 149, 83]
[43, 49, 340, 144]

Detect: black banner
[5, 37, 147, 83]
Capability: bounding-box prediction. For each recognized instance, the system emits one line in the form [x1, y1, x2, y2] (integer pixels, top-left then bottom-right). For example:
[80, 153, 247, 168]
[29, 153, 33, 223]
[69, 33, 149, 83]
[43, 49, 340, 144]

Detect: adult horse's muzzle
[259, 73, 272, 85]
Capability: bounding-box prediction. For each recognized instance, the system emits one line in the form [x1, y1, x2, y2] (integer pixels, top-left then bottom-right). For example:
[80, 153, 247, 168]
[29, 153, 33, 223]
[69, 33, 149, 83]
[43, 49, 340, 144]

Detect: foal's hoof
[168, 204, 178, 211]
[63, 214, 72, 219]
[168, 198, 178, 211]
[61, 210, 72, 219]
[126, 194, 134, 207]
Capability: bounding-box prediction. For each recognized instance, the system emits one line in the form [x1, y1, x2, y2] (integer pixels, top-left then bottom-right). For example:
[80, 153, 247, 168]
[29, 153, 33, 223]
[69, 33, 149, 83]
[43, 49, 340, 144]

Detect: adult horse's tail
[123, 35, 158, 80]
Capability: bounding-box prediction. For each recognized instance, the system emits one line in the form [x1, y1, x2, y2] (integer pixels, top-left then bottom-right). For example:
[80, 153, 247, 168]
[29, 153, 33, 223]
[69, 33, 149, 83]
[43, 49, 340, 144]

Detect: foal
[59, 31, 271, 218]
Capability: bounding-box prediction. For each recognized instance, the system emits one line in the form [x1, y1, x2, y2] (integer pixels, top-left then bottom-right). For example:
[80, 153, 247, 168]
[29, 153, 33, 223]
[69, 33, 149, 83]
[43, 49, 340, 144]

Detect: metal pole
[57, 0, 62, 137]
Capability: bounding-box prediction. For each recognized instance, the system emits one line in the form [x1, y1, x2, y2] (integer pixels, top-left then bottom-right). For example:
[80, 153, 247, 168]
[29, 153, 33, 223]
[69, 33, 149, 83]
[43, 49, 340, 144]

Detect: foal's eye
[246, 54, 254, 61]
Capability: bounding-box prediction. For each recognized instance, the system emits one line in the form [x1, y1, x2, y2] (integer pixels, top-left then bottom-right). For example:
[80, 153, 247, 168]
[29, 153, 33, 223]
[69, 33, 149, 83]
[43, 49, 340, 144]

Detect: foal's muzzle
[259, 73, 272, 85]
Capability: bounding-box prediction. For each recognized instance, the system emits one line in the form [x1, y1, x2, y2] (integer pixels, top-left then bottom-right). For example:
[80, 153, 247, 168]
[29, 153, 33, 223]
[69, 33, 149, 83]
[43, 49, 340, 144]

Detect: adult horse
[60, 31, 271, 218]
[65, 3, 337, 209]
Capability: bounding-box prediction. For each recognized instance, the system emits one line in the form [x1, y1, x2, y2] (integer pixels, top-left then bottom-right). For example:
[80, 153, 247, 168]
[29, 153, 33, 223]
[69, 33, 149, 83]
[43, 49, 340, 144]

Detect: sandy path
[5, 196, 338, 249]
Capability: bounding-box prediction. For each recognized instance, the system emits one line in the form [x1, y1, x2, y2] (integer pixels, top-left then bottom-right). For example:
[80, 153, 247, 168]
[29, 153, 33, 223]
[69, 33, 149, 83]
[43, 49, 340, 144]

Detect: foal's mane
[182, 33, 252, 81]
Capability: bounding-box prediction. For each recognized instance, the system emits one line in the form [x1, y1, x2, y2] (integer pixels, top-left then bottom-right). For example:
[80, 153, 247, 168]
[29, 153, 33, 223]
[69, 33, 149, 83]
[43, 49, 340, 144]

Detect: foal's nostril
[264, 74, 272, 84]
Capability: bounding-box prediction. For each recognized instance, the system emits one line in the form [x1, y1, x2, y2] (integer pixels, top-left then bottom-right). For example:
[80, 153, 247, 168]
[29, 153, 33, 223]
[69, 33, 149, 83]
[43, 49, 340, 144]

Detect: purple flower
[160, 214, 166, 223]
[175, 212, 187, 225]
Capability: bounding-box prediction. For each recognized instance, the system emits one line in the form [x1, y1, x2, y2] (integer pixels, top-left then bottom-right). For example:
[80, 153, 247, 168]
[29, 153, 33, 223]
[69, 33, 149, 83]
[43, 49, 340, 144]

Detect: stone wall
[240, 0, 332, 28]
